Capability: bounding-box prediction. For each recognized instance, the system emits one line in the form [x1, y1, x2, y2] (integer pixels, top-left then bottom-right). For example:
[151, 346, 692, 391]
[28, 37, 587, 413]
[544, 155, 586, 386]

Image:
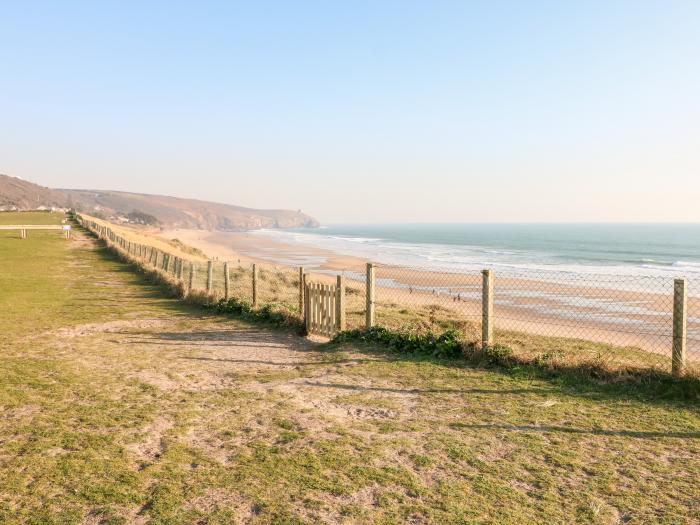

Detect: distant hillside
[0, 175, 69, 210]
[0, 174, 319, 231]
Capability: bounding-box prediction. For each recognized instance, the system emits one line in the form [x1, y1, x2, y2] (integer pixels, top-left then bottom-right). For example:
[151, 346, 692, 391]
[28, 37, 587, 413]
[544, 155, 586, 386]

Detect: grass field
[1, 214, 699, 524]
[0, 210, 65, 225]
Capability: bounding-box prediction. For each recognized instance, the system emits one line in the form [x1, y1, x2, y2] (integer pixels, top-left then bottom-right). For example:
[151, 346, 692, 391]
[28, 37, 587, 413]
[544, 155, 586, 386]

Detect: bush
[206, 297, 304, 332]
[334, 326, 466, 359]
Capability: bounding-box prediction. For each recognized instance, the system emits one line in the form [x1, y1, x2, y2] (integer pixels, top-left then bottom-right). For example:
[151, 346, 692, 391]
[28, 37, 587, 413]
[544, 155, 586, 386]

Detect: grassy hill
[0, 174, 318, 230]
[0, 211, 699, 523]
[0, 176, 68, 211]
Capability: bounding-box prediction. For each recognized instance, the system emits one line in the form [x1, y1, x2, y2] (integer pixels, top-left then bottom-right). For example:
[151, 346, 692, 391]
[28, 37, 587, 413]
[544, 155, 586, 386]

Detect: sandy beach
[156, 228, 699, 364]
[157, 228, 369, 272]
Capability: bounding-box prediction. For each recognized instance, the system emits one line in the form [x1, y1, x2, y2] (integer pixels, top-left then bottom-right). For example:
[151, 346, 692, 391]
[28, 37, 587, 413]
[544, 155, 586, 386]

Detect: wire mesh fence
[77, 214, 700, 378]
[489, 272, 677, 370]
[374, 264, 482, 337]
[374, 263, 699, 375]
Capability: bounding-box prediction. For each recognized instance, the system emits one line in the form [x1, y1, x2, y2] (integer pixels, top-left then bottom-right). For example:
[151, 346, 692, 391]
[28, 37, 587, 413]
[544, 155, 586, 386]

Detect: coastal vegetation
[1, 211, 699, 523]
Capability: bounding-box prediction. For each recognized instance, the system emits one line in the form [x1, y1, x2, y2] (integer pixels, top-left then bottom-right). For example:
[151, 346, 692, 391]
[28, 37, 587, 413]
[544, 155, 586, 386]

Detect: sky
[1, 1, 699, 223]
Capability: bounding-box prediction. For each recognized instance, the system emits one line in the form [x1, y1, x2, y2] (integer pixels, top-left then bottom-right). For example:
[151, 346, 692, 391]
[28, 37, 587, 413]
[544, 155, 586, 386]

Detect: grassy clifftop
[0, 213, 698, 523]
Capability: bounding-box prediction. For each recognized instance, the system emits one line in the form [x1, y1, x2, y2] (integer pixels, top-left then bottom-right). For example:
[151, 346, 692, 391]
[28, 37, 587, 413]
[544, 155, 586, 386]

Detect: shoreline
[156, 228, 699, 361]
[157, 228, 369, 272]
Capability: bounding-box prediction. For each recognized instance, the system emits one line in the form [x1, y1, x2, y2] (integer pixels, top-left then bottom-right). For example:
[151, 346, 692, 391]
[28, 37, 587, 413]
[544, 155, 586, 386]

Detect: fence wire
[374, 264, 699, 375]
[491, 272, 679, 371]
[374, 264, 482, 338]
[77, 215, 700, 377]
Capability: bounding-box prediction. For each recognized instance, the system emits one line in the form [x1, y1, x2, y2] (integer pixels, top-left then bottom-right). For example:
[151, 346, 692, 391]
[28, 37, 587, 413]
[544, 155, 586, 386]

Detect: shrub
[334, 326, 466, 359]
[206, 297, 304, 332]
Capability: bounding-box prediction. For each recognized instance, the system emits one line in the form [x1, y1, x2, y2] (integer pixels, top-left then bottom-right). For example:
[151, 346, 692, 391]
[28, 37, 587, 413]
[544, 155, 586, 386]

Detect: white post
[299, 267, 304, 316]
[189, 264, 196, 291]
[482, 269, 494, 349]
[224, 262, 230, 300]
[336, 275, 346, 333]
[366, 263, 375, 329]
[304, 278, 310, 333]
[206, 260, 214, 293]
[672, 278, 687, 377]
[252, 264, 258, 307]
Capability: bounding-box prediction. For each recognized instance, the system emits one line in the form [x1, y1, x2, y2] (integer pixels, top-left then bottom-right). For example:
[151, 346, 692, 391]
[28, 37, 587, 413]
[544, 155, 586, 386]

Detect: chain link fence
[374, 264, 698, 375]
[77, 214, 699, 377]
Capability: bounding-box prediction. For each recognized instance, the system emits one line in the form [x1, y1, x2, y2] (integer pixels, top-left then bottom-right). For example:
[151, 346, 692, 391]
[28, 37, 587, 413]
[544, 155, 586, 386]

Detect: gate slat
[319, 284, 325, 334]
[311, 283, 316, 332]
[329, 286, 334, 337]
[305, 280, 344, 338]
[323, 285, 328, 335]
[314, 283, 320, 333]
[329, 286, 335, 336]
[325, 285, 330, 335]
[330, 285, 335, 336]
[327, 285, 332, 336]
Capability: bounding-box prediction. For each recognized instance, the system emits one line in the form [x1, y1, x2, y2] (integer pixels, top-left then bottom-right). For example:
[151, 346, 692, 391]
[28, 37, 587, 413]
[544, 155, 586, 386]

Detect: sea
[251, 223, 700, 286]
[250, 224, 700, 343]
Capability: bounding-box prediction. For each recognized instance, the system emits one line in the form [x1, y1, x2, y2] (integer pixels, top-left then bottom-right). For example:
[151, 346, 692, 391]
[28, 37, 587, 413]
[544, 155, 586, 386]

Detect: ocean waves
[251, 225, 700, 292]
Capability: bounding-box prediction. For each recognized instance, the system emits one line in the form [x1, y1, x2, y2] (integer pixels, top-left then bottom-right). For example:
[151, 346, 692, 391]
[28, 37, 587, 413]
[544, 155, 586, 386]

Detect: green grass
[1, 213, 699, 523]
[0, 210, 65, 225]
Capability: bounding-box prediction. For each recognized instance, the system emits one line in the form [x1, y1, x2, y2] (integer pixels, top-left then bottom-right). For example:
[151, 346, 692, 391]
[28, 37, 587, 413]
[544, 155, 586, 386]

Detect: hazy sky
[1, 1, 698, 223]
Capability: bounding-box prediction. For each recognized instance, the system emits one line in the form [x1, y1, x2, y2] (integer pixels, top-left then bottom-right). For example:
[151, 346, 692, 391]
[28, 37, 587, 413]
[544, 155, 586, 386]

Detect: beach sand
[157, 229, 368, 272]
[155, 228, 698, 365]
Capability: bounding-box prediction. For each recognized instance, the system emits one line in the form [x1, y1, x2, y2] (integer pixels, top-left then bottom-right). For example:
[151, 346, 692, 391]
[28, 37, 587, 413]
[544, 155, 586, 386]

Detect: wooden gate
[304, 277, 345, 338]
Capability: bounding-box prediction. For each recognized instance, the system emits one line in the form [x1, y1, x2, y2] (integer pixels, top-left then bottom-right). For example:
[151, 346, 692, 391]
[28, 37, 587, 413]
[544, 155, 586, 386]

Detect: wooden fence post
[304, 279, 310, 333]
[252, 264, 258, 308]
[672, 278, 687, 377]
[207, 260, 214, 293]
[299, 267, 304, 316]
[365, 263, 375, 329]
[482, 269, 494, 349]
[189, 264, 196, 291]
[224, 262, 230, 300]
[336, 275, 346, 333]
